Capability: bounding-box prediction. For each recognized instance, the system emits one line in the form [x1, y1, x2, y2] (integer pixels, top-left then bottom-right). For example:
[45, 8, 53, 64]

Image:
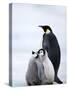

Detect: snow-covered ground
[11, 3, 66, 86]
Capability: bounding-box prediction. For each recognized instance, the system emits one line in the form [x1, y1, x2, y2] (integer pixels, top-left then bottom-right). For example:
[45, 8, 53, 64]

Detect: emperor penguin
[39, 25, 63, 84]
[26, 50, 43, 85]
[26, 49, 55, 85]
[38, 49, 55, 84]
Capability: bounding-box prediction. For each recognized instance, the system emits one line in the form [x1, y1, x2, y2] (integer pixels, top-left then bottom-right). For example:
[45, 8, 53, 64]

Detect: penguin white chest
[43, 57, 55, 83]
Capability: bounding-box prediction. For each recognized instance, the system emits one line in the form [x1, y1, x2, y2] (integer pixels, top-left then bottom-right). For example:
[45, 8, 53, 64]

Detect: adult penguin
[39, 25, 63, 84]
[38, 49, 55, 84]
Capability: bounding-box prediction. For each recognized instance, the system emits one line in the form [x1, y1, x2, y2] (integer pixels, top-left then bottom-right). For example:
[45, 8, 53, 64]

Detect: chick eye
[40, 50, 43, 53]
[40, 51, 43, 53]
[39, 51, 43, 56]
[33, 53, 38, 58]
[32, 51, 35, 54]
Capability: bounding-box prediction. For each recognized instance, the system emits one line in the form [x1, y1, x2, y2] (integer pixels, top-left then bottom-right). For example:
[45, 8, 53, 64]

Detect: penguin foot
[55, 76, 63, 84]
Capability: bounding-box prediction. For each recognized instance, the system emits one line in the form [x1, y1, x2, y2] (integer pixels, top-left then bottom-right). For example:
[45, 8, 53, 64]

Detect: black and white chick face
[38, 49, 45, 62]
[32, 49, 45, 59]
[32, 49, 46, 62]
[38, 49, 45, 57]
[32, 51, 39, 59]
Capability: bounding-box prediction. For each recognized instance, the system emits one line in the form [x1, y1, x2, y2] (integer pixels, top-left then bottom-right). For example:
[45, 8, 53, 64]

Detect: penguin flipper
[55, 76, 63, 84]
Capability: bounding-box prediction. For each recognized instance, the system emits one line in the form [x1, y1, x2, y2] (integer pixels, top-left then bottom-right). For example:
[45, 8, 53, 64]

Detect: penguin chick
[26, 49, 55, 85]
[38, 49, 55, 84]
[26, 50, 44, 85]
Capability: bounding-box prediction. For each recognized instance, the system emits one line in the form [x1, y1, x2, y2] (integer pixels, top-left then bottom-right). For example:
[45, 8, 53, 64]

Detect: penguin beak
[38, 25, 52, 33]
[38, 25, 46, 32]
[38, 25, 42, 27]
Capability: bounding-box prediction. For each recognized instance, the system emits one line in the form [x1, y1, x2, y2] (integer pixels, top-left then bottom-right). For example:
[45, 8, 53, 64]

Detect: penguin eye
[32, 53, 38, 58]
[32, 51, 35, 54]
[32, 51, 39, 58]
[40, 50, 43, 53]
[46, 29, 50, 34]
[39, 50, 44, 56]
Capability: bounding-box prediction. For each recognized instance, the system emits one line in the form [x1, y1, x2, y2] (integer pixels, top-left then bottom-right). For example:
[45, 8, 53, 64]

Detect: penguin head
[32, 49, 45, 59]
[37, 49, 45, 62]
[38, 49, 45, 57]
[32, 49, 48, 62]
[38, 25, 52, 34]
[38, 49, 49, 61]
[32, 51, 39, 59]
